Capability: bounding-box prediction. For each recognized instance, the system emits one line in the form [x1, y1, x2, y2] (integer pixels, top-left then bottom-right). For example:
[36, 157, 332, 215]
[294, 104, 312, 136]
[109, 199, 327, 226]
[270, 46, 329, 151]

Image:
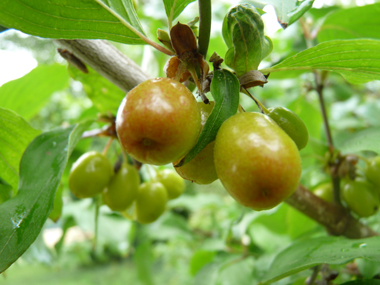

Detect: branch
[286, 185, 378, 239]
[55, 39, 149, 93]
[56, 39, 378, 239]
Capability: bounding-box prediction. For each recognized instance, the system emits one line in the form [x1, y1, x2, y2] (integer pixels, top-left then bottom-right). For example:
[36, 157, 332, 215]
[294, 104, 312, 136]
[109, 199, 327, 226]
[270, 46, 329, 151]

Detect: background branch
[56, 39, 378, 239]
[55, 39, 149, 93]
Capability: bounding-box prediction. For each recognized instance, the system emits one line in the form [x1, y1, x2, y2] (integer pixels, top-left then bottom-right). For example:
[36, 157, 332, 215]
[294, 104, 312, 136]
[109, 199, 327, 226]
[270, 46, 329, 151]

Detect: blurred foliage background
[1, 0, 380, 284]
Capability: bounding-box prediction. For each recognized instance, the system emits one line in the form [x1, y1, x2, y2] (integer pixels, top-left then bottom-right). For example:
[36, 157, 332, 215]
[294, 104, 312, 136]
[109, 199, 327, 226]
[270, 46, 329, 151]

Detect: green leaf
[248, 0, 314, 28]
[339, 127, 380, 155]
[68, 65, 125, 114]
[190, 250, 217, 276]
[0, 121, 91, 273]
[285, 206, 317, 239]
[0, 0, 145, 45]
[163, 0, 196, 22]
[261, 236, 380, 284]
[176, 69, 240, 166]
[222, 4, 272, 76]
[318, 3, 380, 42]
[0, 64, 69, 120]
[0, 177, 12, 204]
[260, 39, 380, 84]
[0, 108, 40, 192]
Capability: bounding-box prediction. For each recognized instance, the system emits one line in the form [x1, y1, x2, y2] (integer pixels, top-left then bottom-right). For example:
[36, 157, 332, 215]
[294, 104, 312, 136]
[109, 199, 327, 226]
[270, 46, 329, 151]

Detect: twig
[197, 0, 212, 57]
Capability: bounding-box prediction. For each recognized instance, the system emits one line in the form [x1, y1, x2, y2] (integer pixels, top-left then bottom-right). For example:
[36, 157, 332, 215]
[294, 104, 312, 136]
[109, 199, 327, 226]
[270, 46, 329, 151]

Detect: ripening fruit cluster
[312, 156, 380, 218]
[115, 77, 306, 211]
[68, 151, 185, 224]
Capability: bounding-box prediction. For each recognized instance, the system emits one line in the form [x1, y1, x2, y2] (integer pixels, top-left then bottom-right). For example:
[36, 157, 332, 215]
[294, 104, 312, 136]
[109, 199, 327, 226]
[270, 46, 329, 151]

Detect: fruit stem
[238, 104, 246, 113]
[121, 210, 134, 221]
[242, 87, 269, 114]
[197, 0, 212, 58]
[102, 138, 114, 156]
[306, 265, 322, 285]
[145, 165, 157, 181]
[93, 195, 101, 252]
[94, 0, 175, 56]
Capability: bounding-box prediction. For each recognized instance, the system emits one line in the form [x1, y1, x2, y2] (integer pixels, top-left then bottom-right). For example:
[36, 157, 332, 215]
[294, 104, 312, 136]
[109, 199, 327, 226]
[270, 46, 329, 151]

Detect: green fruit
[135, 182, 168, 224]
[313, 183, 333, 203]
[103, 163, 140, 211]
[267, 107, 308, 150]
[69, 151, 113, 199]
[156, 169, 185, 199]
[174, 101, 218, 184]
[364, 156, 380, 191]
[342, 179, 380, 217]
[214, 112, 302, 211]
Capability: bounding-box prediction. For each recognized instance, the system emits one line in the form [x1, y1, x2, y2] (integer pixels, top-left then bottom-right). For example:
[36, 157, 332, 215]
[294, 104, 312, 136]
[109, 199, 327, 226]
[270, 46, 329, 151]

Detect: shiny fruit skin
[156, 169, 185, 199]
[364, 156, 380, 191]
[214, 112, 302, 211]
[69, 151, 113, 198]
[313, 183, 333, 203]
[174, 101, 218, 184]
[135, 182, 168, 224]
[116, 78, 201, 165]
[102, 163, 140, 211]
[267, 107, 308, 150]
[342, 179, 380, 217]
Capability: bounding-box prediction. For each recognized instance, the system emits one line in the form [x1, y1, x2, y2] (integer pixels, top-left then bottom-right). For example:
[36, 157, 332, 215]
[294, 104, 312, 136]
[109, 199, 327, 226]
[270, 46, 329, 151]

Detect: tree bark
[55, 39, 149, 93]
[56, 39, 378, 239]
[286, 185, 378, 238]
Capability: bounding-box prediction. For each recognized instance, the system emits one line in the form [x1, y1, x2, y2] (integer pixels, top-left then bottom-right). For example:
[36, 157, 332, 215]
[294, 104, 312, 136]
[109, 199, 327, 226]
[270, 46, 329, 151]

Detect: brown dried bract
[170, 22, 197, 58]
[239, 70, 268, 89]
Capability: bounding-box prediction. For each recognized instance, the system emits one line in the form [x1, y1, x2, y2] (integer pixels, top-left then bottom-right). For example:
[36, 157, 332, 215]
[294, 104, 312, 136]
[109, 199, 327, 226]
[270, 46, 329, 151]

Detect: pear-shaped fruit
[214, 112, 302, 211]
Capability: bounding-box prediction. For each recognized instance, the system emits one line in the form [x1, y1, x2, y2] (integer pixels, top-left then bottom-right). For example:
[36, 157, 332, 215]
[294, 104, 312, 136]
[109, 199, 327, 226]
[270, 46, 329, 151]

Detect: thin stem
[314, 71, 334, 153]
[94, 0, 174, 56]
[168, 0, 178, 30]
[102, 137, 114, 156]
[307, 265, 322, 285]
[197, 0, 212, 57]
[93, 195, 101, 251]
[242, 87, 269, 113]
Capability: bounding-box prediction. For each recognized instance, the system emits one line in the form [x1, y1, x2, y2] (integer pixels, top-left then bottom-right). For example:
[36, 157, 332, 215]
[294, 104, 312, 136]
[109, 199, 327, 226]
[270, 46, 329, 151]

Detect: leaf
[68, 65, 125, 114]
[190, 250, 217, 276]
[0, 64, 69, 120]
[0, 121, 91, 273]
[0, 177, 12, 204]
[248, 0, 314, 28]
[339, 127, 380, 155]
[0, 0, 145, 45]
[0, 108, 40, 192]
[163, 0, 196, 22]
[176, 69, 240, 167]
[260, 236, 380, 284]
[222, 4, 272, 76]
[318, 3, 380, 42]
[260, 39, 380, 84]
